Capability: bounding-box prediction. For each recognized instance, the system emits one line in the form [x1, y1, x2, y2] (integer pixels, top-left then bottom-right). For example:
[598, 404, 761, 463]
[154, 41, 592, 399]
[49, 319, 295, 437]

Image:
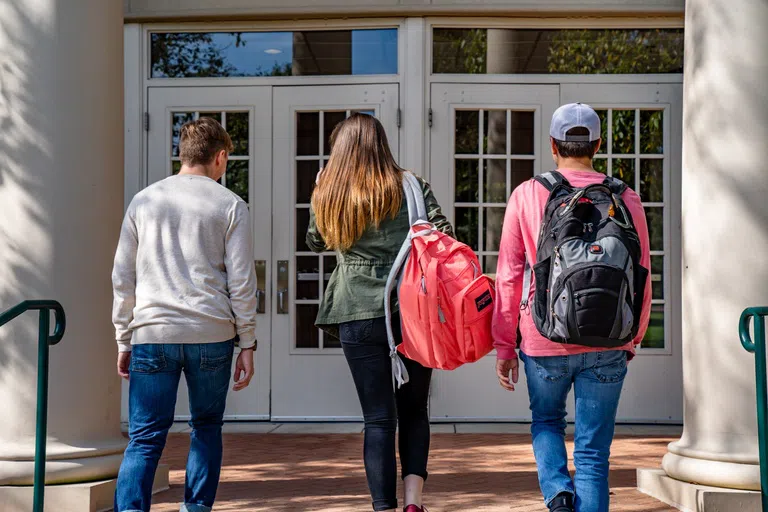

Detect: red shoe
[404, 506, 428, 512]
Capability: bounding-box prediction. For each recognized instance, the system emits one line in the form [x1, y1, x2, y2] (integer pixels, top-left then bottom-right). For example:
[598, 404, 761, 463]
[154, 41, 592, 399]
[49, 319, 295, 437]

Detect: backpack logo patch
[475, 290, 493, 312]
[589, 244, 604, 255]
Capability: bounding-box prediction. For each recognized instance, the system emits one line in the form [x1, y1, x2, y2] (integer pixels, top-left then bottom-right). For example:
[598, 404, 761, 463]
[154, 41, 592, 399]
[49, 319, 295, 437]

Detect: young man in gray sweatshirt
[112, 117, 257, 512]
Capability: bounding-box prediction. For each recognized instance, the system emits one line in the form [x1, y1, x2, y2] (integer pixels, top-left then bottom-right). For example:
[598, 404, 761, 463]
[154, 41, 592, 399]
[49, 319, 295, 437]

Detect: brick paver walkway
[150, 433, 674, 511]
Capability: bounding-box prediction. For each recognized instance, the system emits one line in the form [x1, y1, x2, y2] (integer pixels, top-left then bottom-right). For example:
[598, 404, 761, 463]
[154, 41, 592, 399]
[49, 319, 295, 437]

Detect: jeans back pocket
[200, 340, 235, 372]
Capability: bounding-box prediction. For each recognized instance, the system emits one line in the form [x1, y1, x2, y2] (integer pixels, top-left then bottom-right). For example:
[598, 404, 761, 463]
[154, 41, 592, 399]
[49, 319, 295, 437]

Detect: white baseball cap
[550, 103, 601, 142]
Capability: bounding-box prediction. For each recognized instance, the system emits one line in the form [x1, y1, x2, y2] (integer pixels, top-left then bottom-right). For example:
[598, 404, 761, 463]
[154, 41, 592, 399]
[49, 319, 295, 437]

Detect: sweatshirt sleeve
[625, 190, 653, 346]
[112, 203, 139, 353]
[491, 185, 527, 360]
[225, 201, 258, 350]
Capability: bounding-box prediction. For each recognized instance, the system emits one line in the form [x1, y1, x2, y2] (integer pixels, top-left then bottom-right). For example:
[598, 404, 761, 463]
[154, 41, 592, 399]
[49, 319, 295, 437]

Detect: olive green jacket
[306, 175, 454, 336]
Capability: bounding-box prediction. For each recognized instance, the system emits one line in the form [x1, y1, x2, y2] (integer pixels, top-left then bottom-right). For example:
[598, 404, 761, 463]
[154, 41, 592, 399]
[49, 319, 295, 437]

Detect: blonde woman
[307, 114, 453, 512]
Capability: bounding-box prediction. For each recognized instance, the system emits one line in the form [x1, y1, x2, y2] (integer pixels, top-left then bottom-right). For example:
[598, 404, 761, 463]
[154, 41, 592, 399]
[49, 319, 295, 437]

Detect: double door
[131, 84, 398, 421]
[428, 82, 682, 423]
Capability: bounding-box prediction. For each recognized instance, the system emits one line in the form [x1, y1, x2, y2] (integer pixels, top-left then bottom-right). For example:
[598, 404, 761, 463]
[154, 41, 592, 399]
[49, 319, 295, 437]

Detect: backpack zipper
[437, 297, 446, 323]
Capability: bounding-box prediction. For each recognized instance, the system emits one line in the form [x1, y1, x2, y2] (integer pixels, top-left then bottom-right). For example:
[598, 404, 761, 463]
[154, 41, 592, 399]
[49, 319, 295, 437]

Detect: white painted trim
[124, 24, 144, 209]
[427, 15, 684, 29]
[402, 17, 427, 175]
[143, 18, 406, 32]
[125, 3, 685, 22]
[431, 74, 684, 84]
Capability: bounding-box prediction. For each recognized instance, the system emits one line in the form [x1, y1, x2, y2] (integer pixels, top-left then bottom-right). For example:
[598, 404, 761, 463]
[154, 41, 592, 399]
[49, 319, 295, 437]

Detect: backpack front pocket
[552, 263, 629, 342]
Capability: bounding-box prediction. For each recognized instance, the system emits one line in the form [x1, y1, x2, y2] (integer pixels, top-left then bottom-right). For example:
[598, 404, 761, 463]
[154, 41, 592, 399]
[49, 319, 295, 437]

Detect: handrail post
[740, 307, 768, 511]
[0, 301, 65, 512]
[33, 310, 50, 512]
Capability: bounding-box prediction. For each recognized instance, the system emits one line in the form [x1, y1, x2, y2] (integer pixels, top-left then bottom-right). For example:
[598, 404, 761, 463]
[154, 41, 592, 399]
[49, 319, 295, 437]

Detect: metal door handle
[254, 260, 266, 314]
[277, 260, 289, 314]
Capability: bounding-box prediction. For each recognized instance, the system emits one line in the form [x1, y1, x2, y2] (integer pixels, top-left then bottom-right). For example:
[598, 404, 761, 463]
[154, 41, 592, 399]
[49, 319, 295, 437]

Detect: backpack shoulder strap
[533, 170, 572, 192]
[602, 175, 628, 196]
[382, 172, 430, 389]
[402, 172, 428, 225]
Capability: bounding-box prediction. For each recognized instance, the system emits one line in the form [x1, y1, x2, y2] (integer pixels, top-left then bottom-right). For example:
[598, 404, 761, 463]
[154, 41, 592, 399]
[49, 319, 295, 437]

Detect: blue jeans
[115, 340, 235, 512]
[521, 350, 628, 512]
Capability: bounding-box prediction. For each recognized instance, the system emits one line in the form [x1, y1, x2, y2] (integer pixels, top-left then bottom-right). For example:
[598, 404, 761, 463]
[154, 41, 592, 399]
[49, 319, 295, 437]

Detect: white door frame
[428, 82, 561, 422]
[122, 86, 273, 421]
[270, 84, 400, 421]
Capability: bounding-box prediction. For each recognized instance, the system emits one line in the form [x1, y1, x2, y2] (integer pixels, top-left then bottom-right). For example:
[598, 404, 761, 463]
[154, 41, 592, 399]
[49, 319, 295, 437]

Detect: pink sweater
[492, 169, 652, 360]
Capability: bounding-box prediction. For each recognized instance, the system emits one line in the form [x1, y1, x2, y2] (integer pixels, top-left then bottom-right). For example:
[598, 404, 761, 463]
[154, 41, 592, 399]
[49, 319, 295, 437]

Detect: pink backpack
[385, 173, 496, 386]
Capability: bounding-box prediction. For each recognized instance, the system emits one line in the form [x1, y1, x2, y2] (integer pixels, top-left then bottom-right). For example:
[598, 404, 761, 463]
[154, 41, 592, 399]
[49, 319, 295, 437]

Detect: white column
[639, 0, 768, 508]
[0, 0, 126, 487]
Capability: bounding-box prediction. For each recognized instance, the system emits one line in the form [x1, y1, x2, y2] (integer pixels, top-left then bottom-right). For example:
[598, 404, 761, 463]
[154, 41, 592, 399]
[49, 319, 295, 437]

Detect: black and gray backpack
[521, 171, 649, 348]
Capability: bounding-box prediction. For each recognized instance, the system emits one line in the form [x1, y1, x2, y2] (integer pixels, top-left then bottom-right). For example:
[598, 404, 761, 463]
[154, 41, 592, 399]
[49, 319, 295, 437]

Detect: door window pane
[643, 305, 665, 349]
[323, 111, 347, 155]
[484, 160, 507, 203]
[640, 159, 664, 203]
[484, 255, 498, 276]
[296, 208, 311, 252]
[593, 158, 607, 174]
[640, 110, 664, 154]
[199, 111, 222, 123]
[484, 110, 507, 154]
[297, 112, 320, 156]
[455, 111, 479, 154]
[455, 208, 479, 250]
[433, 28, 683, 74]
[651, 255, 664, 300]
[296, 160, 320, 204]
[296, 256, 320, 300]
[613, 159, 636, 190]
[510, 160, 534, 190]
[225, 160, 249, 203]
[509, 111, 535, 155]
[645, 207, 664, 252]
[484, 208, 505, 251]
[596, 110, 608, 154]
[296, 304, 320, 348]
[151, 29, 397, 78]
[455, 159, 479, 203]
[171, 112, 195, 157]
[612, 110, 635, 154]
[226, 112, 249, 155]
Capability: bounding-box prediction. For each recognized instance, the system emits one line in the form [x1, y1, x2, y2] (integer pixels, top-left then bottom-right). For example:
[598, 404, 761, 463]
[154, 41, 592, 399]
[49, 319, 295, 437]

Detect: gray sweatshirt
[112, 174, 257, 352]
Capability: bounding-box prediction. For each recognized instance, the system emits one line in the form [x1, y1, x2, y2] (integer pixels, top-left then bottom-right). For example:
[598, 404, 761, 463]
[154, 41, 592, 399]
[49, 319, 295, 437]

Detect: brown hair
[311, 113, 404, 252]
[179, 117, 234, 166]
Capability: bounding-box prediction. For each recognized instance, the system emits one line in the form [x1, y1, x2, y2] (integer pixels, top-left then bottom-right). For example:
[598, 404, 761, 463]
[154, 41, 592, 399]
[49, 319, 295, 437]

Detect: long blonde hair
[311, 113, 404, 252]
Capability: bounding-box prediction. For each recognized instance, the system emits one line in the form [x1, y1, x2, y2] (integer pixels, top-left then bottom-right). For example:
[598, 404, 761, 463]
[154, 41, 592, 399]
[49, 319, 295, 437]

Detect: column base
[0, 464, 169, 512]
[637, 468, 762, 512]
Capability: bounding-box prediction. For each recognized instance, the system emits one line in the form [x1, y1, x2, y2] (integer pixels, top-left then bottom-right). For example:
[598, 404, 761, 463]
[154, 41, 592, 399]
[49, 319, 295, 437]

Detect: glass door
[271, 84, 399, 420]
[561, 83, 683, 422]
[133, 86, 273, 420]
[429, 83, 560, 421]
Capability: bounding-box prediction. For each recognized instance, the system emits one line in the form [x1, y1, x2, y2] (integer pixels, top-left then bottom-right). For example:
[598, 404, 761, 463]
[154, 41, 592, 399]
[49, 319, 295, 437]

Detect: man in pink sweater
[492, 103, 651, 512]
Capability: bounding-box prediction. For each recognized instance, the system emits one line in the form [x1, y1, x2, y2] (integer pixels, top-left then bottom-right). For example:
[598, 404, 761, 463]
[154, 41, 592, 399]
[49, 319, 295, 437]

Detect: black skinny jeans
[339, 314, 432, 511]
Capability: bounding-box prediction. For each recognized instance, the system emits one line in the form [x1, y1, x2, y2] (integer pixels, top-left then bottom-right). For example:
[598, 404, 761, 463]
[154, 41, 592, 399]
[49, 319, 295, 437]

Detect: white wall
[125, 0, 684, 20]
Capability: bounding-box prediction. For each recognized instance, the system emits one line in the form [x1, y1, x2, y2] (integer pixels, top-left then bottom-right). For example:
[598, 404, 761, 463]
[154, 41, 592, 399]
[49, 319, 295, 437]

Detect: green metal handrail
[740, 306, 768, 511]
[0, 300, 66, 512]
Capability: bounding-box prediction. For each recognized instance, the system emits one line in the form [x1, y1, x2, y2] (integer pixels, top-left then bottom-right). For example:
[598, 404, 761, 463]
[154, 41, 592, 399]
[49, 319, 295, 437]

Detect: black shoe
[548, 492, 574, 512]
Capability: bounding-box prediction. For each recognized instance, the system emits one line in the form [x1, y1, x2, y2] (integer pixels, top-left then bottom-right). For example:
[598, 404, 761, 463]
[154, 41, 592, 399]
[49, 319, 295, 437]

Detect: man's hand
[117, 352, 131, 380]
[233, 347, 255, 391]
[496, 358, 519, 391]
